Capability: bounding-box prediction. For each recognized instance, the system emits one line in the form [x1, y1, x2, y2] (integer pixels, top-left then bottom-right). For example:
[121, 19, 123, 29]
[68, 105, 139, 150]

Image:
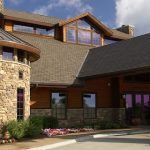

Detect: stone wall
[30, 109, 51, 116]
[30, 108, 125, 127]
[0, 56, 30, 124]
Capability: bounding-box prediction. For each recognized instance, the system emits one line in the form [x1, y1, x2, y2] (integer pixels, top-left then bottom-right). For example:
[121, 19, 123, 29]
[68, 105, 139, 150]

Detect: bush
[4, 120, 29, 139]
[43, 116, 58, 129]
[26, 116, 43, 138]
[97, 121, 128, 130]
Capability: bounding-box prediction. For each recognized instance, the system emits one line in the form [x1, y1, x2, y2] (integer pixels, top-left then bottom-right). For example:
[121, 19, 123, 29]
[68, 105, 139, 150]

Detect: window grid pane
[17, 89, 24, 120]
[83, 93, 96, 119]
[67, 28, 76, 43]
[51, 92, 67, 119]
[78, 30, 91, 44]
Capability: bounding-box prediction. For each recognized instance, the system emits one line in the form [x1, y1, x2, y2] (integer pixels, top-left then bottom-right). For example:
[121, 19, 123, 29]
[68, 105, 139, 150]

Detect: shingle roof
[79, 33, 150, 78]
[3, 9, 64, 25]
[12, 32, 91, 85]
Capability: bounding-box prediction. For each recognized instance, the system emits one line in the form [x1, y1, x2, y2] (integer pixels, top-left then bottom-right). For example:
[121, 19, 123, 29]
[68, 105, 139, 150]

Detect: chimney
[117, 25, 135, 37]
[0, 0, 4, 14]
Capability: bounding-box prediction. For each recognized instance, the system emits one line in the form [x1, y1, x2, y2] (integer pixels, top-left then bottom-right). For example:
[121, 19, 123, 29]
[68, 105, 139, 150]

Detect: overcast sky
[5, 0, 150, 36]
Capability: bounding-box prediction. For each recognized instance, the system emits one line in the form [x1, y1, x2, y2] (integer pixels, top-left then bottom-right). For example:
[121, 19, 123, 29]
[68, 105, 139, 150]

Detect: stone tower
[0, 0, 3, 13]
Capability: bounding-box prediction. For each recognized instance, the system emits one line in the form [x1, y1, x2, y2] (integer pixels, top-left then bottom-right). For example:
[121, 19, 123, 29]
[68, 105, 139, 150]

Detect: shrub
[43, 116, 58, 129]
[4, 120, 29, 139]
[97, 121, 128, 130]
[26, 116, 43, 138]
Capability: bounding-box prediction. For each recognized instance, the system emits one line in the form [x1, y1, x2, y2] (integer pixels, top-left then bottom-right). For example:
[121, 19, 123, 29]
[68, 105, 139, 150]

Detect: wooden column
[14, 48, 18, 62]
[0, 46, 2, 60]
[24, 52, 27, 64]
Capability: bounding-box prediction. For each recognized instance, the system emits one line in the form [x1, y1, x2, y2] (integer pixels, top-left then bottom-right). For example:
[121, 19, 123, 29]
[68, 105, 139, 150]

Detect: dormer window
[66, 19, 101, 46]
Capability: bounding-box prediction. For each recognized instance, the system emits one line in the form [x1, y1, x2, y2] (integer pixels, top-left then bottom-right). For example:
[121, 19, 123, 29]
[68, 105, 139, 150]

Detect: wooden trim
[59, 12, 113, 36]
[4, 15, 53, 27]
[0, 40, 40, 61]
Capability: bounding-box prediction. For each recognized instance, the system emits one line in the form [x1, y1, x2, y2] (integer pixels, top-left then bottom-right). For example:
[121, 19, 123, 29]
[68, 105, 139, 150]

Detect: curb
[27, 129, 150, 150]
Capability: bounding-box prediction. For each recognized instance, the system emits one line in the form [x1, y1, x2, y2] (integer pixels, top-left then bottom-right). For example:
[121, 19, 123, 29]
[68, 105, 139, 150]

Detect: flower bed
[42, 128, 94, 137]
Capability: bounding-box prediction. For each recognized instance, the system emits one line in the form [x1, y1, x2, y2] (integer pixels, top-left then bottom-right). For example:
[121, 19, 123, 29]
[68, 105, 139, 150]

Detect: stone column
[0, 46, 2, 60]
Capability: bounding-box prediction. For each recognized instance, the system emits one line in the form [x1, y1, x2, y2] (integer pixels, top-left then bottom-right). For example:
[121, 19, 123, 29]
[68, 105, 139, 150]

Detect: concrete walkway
[0, 127, 150, 150]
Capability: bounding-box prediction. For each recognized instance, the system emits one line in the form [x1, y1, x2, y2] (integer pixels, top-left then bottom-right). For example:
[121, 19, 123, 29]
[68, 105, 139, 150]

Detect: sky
[5, 0, 150, 36]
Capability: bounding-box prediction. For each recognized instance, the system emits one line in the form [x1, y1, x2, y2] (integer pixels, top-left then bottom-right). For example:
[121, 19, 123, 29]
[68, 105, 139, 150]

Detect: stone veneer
[31, 108, 125, 127]
[30, 109, 51, 116]
[0, 47, 30, 124]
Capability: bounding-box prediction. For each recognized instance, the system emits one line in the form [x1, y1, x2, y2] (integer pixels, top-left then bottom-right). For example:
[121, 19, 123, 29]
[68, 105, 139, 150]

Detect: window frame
[82, 92, 97, 119]
[51, 91, 67, 120]
[17, 50, 25, 63]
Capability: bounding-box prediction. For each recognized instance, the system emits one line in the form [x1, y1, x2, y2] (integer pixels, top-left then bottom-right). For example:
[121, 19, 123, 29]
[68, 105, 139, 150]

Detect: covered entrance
[124, 93, 150, 124]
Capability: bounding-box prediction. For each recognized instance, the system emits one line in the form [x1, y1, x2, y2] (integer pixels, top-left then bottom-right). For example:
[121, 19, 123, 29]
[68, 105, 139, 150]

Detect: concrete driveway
[52, 134, 150, 150]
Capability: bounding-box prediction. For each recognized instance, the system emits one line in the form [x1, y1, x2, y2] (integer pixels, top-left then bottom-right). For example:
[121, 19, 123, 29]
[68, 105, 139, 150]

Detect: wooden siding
[4, 20, 13, 32]
[30, 77, 113, 109]
[31, 77, 150, 110]
[119, 77, 150, 93]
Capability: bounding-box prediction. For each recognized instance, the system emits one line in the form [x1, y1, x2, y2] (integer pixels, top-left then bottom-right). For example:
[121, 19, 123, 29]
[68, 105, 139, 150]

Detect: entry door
[125, 93, 150, 124]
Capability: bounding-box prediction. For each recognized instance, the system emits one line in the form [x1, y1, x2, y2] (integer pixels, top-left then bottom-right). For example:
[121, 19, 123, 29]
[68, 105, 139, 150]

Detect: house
[0, 0, 149, 126]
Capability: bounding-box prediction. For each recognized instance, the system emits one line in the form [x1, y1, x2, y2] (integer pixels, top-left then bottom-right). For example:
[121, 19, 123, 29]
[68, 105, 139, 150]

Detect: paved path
[52, 134, 150, 150]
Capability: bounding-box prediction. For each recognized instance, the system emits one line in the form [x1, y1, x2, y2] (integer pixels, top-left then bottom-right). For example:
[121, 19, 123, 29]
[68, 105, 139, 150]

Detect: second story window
[17, 50, 25, 63]
[66, 19, 101, 46]
[13, 24, 54, 37]
[14, 24, 34, 33]
[3, 47, 14, 61]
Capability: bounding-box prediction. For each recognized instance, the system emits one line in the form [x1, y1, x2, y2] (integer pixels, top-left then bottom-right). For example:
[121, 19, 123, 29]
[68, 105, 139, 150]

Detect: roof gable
[59, 12, 113, 36]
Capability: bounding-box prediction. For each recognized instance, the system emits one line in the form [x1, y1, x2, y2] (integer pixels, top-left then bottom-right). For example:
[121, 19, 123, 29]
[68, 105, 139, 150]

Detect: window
[104, 38, 117, 45]
[67, 28, 76, 43]
[17, 50, 24, 63]
[36, 28, 54, 36]
[2, 47, 13, 60]
[83, 93, 96, 119]
[66, 19, 101, 46]
[78, 19, 91, 30]
[93, 32, 101, 45]
[51, 92, 67, 119]
[17, 89, 24, 120]
[78, 30, 91, 44]
[19, 71, 23, 80]
[14, 24, 34, 33]
[13, 24, 54, 37]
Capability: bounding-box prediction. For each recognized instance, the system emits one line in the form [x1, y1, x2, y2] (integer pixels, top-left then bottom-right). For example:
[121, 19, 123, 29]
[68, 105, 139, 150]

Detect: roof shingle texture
[4, 9, 64, 25]
[79, 33, 150, 78]
[13, 33, 91, 85]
